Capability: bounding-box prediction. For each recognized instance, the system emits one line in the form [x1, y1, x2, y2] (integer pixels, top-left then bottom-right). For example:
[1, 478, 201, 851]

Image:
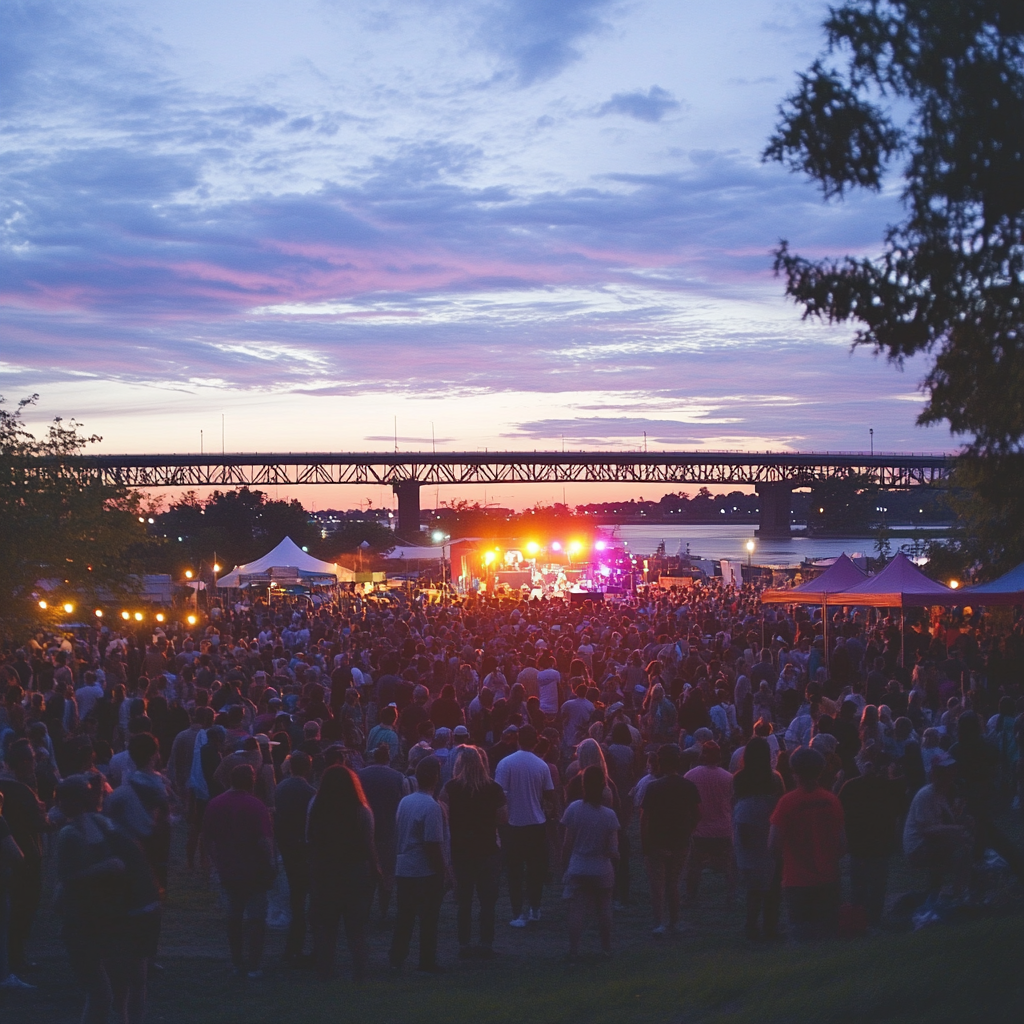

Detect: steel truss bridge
[24, 451, 953, 539]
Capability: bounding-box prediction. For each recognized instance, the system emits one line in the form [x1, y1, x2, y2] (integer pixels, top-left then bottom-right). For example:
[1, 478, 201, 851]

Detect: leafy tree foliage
[0, 396, 152, 630]
[155, 487, 321, 575]
[322, 520, 396, 556]
[766, 1, 1024, 574]
[766, 1, 1023, 449]
[806, 475, 879, 535]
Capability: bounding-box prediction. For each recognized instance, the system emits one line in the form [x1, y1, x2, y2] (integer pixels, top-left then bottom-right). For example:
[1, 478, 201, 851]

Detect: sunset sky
[2, 1, 953, 508]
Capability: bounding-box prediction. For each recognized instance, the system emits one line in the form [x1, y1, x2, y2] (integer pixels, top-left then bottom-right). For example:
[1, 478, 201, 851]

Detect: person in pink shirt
[683, 741, 736, 905]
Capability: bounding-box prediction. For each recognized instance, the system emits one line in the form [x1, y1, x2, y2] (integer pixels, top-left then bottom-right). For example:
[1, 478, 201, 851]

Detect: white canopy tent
[216, 537, 354, 588]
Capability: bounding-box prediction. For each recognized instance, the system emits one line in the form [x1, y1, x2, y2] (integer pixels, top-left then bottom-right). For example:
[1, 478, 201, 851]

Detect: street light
[95, 609, 103, 618]
[63, 602, 74, 614]
[185, 569, 193, 579]
[746, 539, 755, 568]
[431, 530, 450, 588]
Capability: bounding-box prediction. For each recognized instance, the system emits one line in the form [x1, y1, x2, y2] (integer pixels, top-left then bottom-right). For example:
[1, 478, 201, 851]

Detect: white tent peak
[217, 537, 352, 587]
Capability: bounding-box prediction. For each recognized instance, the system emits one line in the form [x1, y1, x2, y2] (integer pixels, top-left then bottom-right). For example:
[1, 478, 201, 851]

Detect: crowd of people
[1, 578, 1023, 1021]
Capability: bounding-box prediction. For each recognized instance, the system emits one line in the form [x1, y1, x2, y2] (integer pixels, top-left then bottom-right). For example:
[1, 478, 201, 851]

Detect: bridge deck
[20, 451, 953, 489]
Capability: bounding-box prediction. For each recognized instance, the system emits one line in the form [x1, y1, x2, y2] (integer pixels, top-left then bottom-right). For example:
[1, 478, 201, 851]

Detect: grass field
[7, 819, 1024, 1024]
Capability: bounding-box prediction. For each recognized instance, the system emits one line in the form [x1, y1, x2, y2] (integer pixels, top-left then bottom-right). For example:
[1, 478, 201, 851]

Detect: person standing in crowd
[0, 738, 46, 982]
[732, 736, 784, 941]
[359, 743, 407, 918]
[494, 724, 555, 928]
[274, 750, 316, 966]
[683, 740, 736, 906]
[640, 743, 701, 935]
[0, 789, 33, 991]
[307, 764, 379, 981]
[202, 764, 275, 979]
[838, 741, 904, 928]
[390, 756, 447, 974]
[903, 752, 973, 904]
[770, 747, 846, 941]
[562, 764, 620, 958]
[54, 775, 159, 1024]
[440, 745, 507, 959]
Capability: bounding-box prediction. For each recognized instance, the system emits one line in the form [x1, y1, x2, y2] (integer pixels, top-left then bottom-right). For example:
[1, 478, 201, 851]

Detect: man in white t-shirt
[903, 754, 971, 901]
[536, 654, 561, 717]
[560, 683, 595, 750]
[494, 725, 554, 927]
[74, 672, 105, 721]
[391, 756, 447, 972]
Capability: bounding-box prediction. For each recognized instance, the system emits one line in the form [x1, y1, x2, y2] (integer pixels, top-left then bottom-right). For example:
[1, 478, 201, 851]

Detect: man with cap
[769, 747, 846, 941]
[683, 741, 735, 906]
[487, 724, 520, 772]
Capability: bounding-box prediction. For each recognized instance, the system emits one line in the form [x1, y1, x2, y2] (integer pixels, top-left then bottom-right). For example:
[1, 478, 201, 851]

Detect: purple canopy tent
[823, 553, 962, 667]
[760, 553, 867, 604]
[760, 554, 868, 672]
[824, 552, 961, 608]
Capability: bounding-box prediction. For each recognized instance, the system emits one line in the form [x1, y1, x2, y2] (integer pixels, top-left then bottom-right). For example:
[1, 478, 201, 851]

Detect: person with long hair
[561, 764, 620, 957]
[439, 745, 507, 959]
[732, 737, 784, 940]
[306, 764, 379, 981]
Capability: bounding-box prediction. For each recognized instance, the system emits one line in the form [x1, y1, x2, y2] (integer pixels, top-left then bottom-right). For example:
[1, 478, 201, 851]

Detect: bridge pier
[392, 480, 422, 541]
[756, 483, 792, 539]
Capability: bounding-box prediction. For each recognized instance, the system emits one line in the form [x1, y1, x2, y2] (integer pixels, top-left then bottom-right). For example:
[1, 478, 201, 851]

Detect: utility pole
[870, 428, 874, 456]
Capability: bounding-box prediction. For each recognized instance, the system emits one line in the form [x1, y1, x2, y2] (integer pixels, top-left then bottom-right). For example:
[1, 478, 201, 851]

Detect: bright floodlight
[187, 614, 197, 625]
[134, 612, 143, 621]
[95, 609, 103, 617]
[156, 613, 165, 622]
[595, 540, 607, 551]
[185, 570, 193, 579]
[63, 602, 74, 614]
[38, 600, 47, 610]
[525, 541, 540, 556]
[949, 579, 960, 589]
[551, 541, 562, 551]
[432, 530, 445, 543]
[568, 541, 583, 555]
[213, 563, 221, 573]
[483, 551, 495, 565]
[746, 540, 755, 553]
[121, 611, 130, 620]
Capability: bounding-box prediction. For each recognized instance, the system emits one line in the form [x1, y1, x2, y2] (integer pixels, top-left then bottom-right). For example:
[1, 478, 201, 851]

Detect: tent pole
[900, 607, 905, 669]
[822, 599, 828, 676]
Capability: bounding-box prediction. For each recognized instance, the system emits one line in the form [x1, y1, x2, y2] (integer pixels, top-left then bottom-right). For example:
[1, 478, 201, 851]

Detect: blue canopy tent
[961, 562, 1024, 605]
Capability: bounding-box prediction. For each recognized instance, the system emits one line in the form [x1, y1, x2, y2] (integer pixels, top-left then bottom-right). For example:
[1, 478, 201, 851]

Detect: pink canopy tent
[823, 552, 961, 607]
[761, 553, 867, 604]
[961, 561, 1024, 605]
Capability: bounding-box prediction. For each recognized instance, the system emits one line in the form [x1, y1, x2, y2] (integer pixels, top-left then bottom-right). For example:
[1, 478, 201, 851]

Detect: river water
[602, 523, 945, 567]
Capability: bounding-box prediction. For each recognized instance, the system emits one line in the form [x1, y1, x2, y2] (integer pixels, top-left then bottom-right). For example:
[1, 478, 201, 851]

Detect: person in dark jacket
[274, 752, 316, 965]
